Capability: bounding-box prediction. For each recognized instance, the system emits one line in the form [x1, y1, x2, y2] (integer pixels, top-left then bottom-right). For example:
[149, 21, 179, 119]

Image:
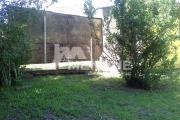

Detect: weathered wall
[28, 11, 103, 63]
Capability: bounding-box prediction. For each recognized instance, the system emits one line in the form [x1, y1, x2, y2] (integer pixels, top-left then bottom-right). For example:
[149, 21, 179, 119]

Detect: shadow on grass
[1, 71, 180, 120]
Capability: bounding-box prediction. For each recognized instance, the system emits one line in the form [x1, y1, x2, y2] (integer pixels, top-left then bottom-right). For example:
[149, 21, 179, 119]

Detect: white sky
[0, 0, 113, 18]
[43, 0, 112, 8]
[43, 0, 114, 17]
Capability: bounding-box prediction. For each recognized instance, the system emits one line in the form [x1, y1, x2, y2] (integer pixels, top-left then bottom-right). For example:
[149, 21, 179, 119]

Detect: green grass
[0, 70, 180, 120]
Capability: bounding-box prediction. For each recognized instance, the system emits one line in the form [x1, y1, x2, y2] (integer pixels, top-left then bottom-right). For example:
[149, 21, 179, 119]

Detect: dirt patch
[40, 110, 62, 120]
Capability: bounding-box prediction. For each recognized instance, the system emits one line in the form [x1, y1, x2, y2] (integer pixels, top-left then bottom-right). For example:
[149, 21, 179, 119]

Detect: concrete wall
[27, 11, 103, 63]
[101, 7, 117, 62]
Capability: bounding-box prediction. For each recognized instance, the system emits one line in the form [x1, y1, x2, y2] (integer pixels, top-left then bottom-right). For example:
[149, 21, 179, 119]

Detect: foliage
[0, 0, 54, 86]
[84, 0, 100, 45]
[84, 0, 180, 89]
[84, 0, 118, 71]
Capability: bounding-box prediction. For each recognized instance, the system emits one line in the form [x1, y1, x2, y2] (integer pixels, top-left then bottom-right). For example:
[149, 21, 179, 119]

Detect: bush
[84, 0, 180, 89]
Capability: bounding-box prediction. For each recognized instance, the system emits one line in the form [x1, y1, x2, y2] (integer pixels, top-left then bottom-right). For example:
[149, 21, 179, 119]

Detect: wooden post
[55, 44, 59, 75]
[91, 38, 95, 72]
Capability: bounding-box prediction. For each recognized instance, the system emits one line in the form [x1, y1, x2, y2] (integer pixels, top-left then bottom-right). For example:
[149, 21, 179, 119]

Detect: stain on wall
[28, 11, 103, 63]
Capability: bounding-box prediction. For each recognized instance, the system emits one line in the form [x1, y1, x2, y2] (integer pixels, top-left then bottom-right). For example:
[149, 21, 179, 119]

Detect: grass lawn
[0, 70, 180, 120]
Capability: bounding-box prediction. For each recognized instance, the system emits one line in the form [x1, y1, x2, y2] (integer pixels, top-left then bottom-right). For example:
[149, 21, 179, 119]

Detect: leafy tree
[84, 0, 119, 68]
[84, 0, 180, 89]
[0, 0, 57, 86]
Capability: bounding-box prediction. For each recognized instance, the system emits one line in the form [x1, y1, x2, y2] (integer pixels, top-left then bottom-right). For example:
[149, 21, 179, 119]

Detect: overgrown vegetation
[84, 0, 180, 89]
[0, 0, 57, 86]
[0, 73, 180, 119]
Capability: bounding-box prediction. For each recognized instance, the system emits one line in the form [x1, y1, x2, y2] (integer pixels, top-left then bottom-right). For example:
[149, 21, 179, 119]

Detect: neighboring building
[99, 5, 117, 62]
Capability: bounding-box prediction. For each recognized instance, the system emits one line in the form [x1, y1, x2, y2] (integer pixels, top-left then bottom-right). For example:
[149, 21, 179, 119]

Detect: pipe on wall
[44, 15, 47, 63]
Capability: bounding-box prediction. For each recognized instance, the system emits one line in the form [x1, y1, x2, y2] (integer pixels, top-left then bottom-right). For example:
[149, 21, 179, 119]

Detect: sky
[0, 0, 113, 18]
[42, 0, 114, 17]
